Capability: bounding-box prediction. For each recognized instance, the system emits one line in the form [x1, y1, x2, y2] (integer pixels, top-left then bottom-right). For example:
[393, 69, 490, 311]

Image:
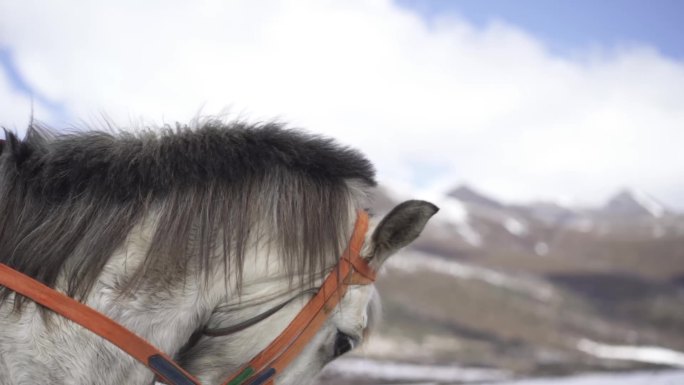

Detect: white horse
[0, 121, 437, 385]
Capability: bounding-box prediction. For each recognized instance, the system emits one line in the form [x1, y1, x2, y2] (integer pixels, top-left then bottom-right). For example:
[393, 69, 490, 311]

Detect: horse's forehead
[334, 285, 375, 328]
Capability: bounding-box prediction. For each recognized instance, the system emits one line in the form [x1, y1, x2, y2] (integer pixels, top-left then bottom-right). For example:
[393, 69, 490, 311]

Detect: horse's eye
[333, 331, 355, 357]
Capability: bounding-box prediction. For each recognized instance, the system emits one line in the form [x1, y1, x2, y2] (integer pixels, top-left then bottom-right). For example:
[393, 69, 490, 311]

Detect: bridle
[0, 210, 374, 385]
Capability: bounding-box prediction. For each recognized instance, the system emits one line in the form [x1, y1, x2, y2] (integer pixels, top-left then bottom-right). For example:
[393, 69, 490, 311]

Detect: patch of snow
[439, 198, 483, 247]
[577, 339, 684, 367]
[323, 357, 511, 383]
[456, 220, 483, 247]
[504, 217, 528, 236]
[387, 251, 555, 301]
[632, 190, 666, 218]
[534, 242, 549, 256]
[439, 196, 469, 225]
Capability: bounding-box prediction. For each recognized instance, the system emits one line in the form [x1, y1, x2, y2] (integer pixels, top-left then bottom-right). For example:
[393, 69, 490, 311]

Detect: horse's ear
[367, 200, 438, 268]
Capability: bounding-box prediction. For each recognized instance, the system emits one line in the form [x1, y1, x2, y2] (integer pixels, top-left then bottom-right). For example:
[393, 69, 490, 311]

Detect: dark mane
[0, 120, 375, 308]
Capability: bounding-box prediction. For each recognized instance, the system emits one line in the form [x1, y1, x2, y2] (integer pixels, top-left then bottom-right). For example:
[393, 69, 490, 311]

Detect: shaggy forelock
[0, 120, 375, 308]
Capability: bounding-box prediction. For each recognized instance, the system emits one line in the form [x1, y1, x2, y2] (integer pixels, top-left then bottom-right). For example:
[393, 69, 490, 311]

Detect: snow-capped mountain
[601, 189, 667, 218]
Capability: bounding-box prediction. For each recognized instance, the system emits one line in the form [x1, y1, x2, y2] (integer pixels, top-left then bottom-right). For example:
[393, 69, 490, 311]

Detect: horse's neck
[0, 221, 307, 385]
[0, 223, 218, 385]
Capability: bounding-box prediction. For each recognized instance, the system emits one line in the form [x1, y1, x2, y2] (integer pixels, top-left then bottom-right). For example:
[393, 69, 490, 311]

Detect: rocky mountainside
[316, 185, 684, 385]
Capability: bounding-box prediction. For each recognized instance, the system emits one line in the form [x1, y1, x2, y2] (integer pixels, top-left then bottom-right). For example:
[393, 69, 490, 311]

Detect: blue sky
[398, 0, 684, 59]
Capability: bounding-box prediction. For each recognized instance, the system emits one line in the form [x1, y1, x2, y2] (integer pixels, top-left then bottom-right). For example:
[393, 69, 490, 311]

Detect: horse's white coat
[0, 196, 379, 385]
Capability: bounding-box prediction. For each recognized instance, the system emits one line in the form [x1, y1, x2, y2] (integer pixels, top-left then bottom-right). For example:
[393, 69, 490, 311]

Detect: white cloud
[1, 0, 683, 208]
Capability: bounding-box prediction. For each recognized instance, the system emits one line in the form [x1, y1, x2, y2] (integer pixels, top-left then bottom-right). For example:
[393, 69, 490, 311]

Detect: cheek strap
[220, 210, 373, 385]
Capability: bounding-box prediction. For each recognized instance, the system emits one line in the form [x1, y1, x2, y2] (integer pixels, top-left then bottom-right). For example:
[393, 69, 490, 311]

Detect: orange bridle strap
[0, 263, 202, 384]
[0, 210, 373, 385]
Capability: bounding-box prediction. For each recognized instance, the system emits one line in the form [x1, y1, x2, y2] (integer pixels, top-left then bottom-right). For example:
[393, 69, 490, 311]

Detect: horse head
[0, 121, 437, 385]
[178, 200, 437, 385]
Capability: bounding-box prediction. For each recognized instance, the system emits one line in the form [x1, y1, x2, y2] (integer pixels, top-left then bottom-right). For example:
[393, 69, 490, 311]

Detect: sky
[400, 0, 684, 58]
[1, 0, 683, 209]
